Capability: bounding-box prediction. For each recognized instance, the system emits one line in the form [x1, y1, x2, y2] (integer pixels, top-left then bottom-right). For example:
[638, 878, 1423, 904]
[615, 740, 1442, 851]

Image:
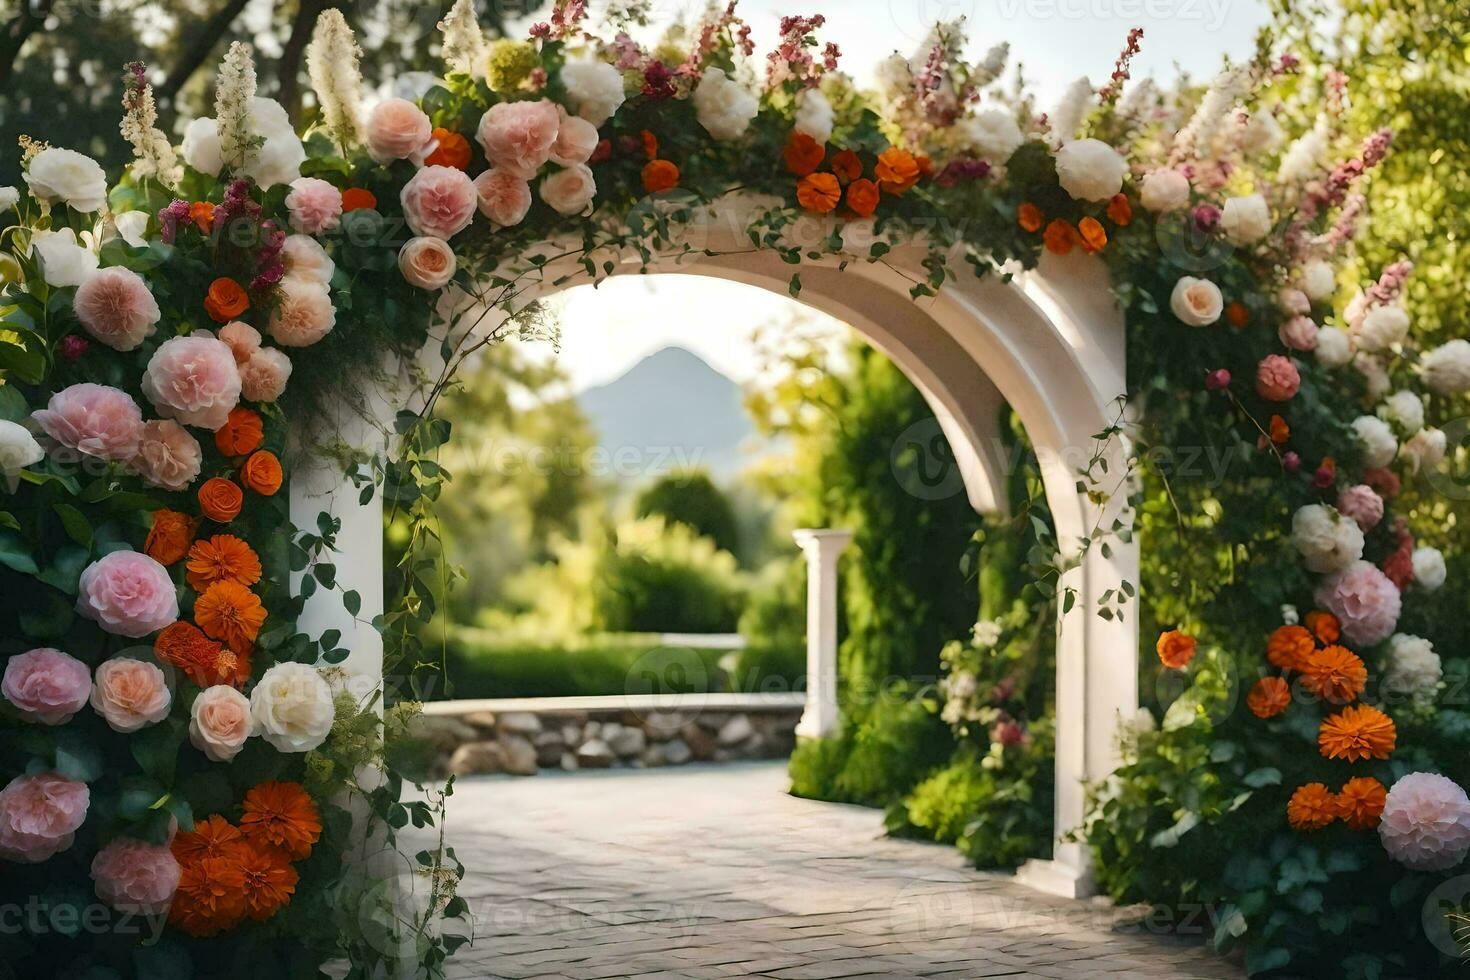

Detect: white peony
[181, 117, 224, 175]
[1400, 427, 1446, 474]
[539, 163, 596, 216]
[1139, 169, 1190, 212]
[249, 662, 335, 753]
[1357, 304, 1410, 352]
[1421, 340, 1470, 396]
[1378, 390, 1425, 435]
[956, 109, 1023, 163]
[1412, 547, 1447, 591]
[1238, 108, 1283, 155]
[1385, 634, 1442, 700]
[1220, 193, 1271, 245]
[1379, 773, 1470, 872]
[1053, 138, 1128, 202]
[692, 69, 758, 142]
[0, 419, 44, 492]
[793, 87, 834, 144]
[1355, 353, 1392, 401]
[1299, 260, 1336, 302]
[1314, 326, 1353, 368]
[1351, 415, 1399, 468]
[180, 99, 304, 188]
[30, 228, 98, 287]
[1169, 276, 1223, 327]
[0, 186, 18, 211]
[24, 148, 108, 213]
[560, 60, 625, 126]
[1291, 503, 1364, 574]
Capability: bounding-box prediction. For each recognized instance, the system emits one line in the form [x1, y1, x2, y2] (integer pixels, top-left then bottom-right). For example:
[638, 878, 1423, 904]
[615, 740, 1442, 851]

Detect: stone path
[430, 762, 1242, 979]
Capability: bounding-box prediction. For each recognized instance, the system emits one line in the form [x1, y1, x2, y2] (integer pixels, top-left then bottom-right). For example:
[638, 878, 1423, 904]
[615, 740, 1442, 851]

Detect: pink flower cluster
[91, 836, 179, 914]
[75, 550, 179, 638]
[1314, 559, 1401, 646]
[141, 334, 242, 430]
[0, 772, 89, 863]
[2, 648, 91, 724]
[32, 383, 144, 462]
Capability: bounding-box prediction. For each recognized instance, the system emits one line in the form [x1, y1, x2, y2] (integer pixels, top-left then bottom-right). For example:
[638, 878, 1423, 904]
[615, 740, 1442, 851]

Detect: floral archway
[1, 2, 1467, 975]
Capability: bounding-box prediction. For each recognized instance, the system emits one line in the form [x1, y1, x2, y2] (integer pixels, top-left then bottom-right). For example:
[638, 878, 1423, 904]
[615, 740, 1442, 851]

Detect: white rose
[1220, 193, 1271, 245]
[1357, 304, 1410, 352]
[1355, 354, 1392, 401]
[24, 148, 108, 213]
[1421, 340, 1470, 396]
[1169, 276, 1223, 327]
[1352, 415, 1399, 468]
[539, 164, 597, 216]
[1053, 138, 1128, 202]
[1300, 260, 1336, 301]
[956, 109, 1023, 163]
[0, 419, 44, 492]
[111, 211, 150, 248]
[793, 87, 834, 144]
[561, 61, 626, 126]
[250, 662, 335, 753]
[1378, 390, 1425, 435]
[1400, 427, 1446, 474]
[181, 117, 224, 176]
[692, 68, 759, 142]
[1412, 547, 1447, 591]
[1238, 108, 1283, 155]
[189, 685, 254, 762]
[1139, 169, 1190, 212]
[1291, 503, 1364, 574]
[1385, 633, 1441, 700]
[1314, 326, 1353, 368]
[31, 228, 98, 287]
[0, 186, 18, 211]
[180, 101, 304, 188]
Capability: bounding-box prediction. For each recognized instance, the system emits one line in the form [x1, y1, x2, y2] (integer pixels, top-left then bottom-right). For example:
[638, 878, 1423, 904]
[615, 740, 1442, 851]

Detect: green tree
[634, 469, 741, 558]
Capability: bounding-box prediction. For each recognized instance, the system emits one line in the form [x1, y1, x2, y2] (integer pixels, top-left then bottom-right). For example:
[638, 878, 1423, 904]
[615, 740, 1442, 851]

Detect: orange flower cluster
[195, 579, 267, 655]
[1319, 703, 1396, 762]
[424, 128, 471, 170]
[204, 277, 249, 323]
[342, 187, 377, 212]
[1256, 612, 1364, 721]
[1155, 629, 1196, 669]
[214, 407, 263, 457]
[145, 509, 196, 566]
[1287, 776, 1387, 831]
[155, 621, 249, 688]
[786, 133, 925, 217]
[186, 534, 261, 592]
[1018, 193, 1132, 255]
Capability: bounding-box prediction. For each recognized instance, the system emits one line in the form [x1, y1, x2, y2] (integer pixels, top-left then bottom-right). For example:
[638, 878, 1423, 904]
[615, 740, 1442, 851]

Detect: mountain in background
[575, 346, 766, 485]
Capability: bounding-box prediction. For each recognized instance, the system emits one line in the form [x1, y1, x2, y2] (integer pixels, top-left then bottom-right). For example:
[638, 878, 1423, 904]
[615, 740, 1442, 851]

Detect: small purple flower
[156, 199, 190, 244]
[1193, 204, 1221, 232]
[1282, 451, 1301, 474]
[1205, 368, 1231, 392]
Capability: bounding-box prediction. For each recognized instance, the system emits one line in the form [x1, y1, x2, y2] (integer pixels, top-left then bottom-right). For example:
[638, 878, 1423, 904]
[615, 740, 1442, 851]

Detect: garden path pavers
[423, 762, 1242, 979]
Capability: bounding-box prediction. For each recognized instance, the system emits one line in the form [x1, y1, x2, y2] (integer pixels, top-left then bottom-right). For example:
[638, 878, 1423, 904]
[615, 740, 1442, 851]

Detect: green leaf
[131, 720, 185, 784]
[1243, 767, 1282, 788]
[51, 503, 93, 547]
[1245, 947, 1291, 974]
[0, 528, 38, 574]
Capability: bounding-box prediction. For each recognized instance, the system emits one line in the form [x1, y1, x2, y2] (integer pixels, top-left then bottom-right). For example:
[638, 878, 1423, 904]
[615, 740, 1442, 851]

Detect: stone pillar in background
[792, 529, 852, 740]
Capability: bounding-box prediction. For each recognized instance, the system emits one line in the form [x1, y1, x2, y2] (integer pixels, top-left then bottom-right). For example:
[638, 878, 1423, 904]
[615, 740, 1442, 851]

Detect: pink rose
[1255, 354, 1300, 402]
[73, 267, 160, 351]
[1315, 559, 1402, 647]
[141, 335, 242, 430]
[398, 237, 458, 290]
[550, 108, 599, 167]
[2, 648, 91, 724]
[400, 165, 478, 240]
[474, 168, 532, 228]
[268, 276, 336, 347]
[189, 685, 254, 762]
[0, 772, 89, 863]
[281, 234, 335, 284]
[240, 348, 293, 403]
[217, 321, 261, 364]
[475, 100, 560, 179]
[1337, 484, 1384, 532]
[131, 419, 202, 491]
[91, 836, 179, 914]
[284, 177, 343, 234]
[539, 164, 597, 216]
[76, 550, 178, 638]
[32, 383, 144, 462]
[90, 657, 171, 733]
[365, 98, 433, 163]
[1278, 316, 1318, 352]
[1278, 287, 1311, 315]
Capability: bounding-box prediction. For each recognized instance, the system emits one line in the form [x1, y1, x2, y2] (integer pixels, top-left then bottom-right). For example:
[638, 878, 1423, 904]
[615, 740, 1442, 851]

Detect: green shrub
[635, 470, 741, 558]
[733, 558, 807, 692]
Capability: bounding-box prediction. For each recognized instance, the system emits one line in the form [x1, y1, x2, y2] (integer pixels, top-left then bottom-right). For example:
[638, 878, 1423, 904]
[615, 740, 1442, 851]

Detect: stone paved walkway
[433, 762, 1242, 979]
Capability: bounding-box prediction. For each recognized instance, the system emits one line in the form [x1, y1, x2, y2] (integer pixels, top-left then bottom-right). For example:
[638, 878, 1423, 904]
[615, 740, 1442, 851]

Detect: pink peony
[1255, 354, 1300, 401]
[76, 550, 178, 638]
[365, 98, 433, 163]
[0, 772, 89, 863]
[2, 648, 91, 724]
[131, 419, 202, 491]
[240, 348, 292, 402]
[1379, 773, 1470, 871]
[398, 237, 457, 290]
[280, 234, 335, 283]
[1315, 559, 1402, 647]
[1337, 484, 1384, 532]
[474, 168, 533, 227]
[73, 267, 160, 351]
[475, 99, 560, 179]
[1278, 315, 1318, 352]
[90, 657, 171, 733]
[284, 177, 343, 234]
[550, 108, 599, 167]
[141, 335, 242, 431]
[540, 164, 597, 216]
[400, 165, 478, 240]
[91, 836, 179, 914]
[267, 276, 335, 347]
[32, 383, 144, 462]
[218, 321, 262, 365]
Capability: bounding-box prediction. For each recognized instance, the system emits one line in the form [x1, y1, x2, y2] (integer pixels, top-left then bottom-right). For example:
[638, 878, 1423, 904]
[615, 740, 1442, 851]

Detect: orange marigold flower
[1225, 301, 1250, 328]
[1156, 629, 1196, 670]
[199, 477, 243, 523]
[194, 580, 267, 655]
[1267, 625, 1314, 672]
[1247, 676, 1291, 719]
[341, 188, 377, 212]
[784, 132, 825, 176]
[1017, 202, 1044, 233]
[186, 534, 262, 593]
[172, 814, 244, 865]
[204, 278, 249, 324]
[170, 855, 249, 937]
[641, 159, 680, 194]
[155, 620, 247, 688]
[640, 129, 658, 161]
[240, 449, 283, 496]
[1319, 703, 1397, 762]
[1042, 218, 1077, 255]
[1336, 776, 1387, 830]
[1268, 414, 1290, 445]
[1306, 610, 1340, 645]
[1300, 644, 1367, 705]
[214, 406, 263, 457]
[830, 149, 862, 184]
[424, 128, 471, 170]
[845, 178, 880, 217]
[236, 842, 299, 921]
[1107, 193, 1132, 226]
[915, 155, 933, 177]
[145, 509, 195, 566]
[189, 201, 215, 234]
[875, 147, 920, 194]
[796, 172, 842, 214]
[241, 781, 322, 861]
[1078, 216, 1107, 253]
[1287, 783, 1338, 831]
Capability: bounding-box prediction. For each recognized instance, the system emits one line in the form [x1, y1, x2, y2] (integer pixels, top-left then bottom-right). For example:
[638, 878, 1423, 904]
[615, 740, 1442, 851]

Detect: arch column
[792, 528, 853, 740]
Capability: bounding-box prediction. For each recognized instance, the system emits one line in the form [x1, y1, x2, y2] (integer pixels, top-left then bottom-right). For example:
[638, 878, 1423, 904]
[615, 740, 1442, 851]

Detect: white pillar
[792, 528, 852, 739]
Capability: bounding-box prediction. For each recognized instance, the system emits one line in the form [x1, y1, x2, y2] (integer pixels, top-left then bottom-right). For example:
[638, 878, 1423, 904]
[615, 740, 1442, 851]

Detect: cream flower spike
[307, 9, 365, 149]
[214, 41, 260, 173]
[438, 0, 487, 78]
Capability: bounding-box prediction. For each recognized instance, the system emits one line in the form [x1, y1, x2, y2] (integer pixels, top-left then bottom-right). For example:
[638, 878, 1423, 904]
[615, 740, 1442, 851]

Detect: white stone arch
[292, 205, 1138, 898]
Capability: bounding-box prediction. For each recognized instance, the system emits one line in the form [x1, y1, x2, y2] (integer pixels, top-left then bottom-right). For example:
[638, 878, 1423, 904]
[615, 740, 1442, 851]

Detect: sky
[519, 0, 1271, 392]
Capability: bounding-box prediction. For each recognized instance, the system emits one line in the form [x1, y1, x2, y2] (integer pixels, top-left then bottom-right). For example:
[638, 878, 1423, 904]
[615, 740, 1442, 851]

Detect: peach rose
[399, 165, 478, 240]
[2, 648, 92, 724]
[141, 335, 242, 431]
[91, 837, 179, 914]
[550, 108, 599, 167]
[240, 348, 292, 403]
[475, 99, 560, 179]
[540, 164, 597, 216]
[131, 419, 203, 492]
[73, 266, 160, 351]
[365, 98, 433, 163]
[0, 772, 89, 863]
[189, 685, 254, 762]
[268, 276, 336, 347]
[90, 657, 172, 733]
[474, 168, 532, 228]
[1170, 276, 1224, 327]
[218, 321, 261, 364]
[32, 383, 144, 462]
[398, 237, 458, 290]
[284, 177, 343, 234]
